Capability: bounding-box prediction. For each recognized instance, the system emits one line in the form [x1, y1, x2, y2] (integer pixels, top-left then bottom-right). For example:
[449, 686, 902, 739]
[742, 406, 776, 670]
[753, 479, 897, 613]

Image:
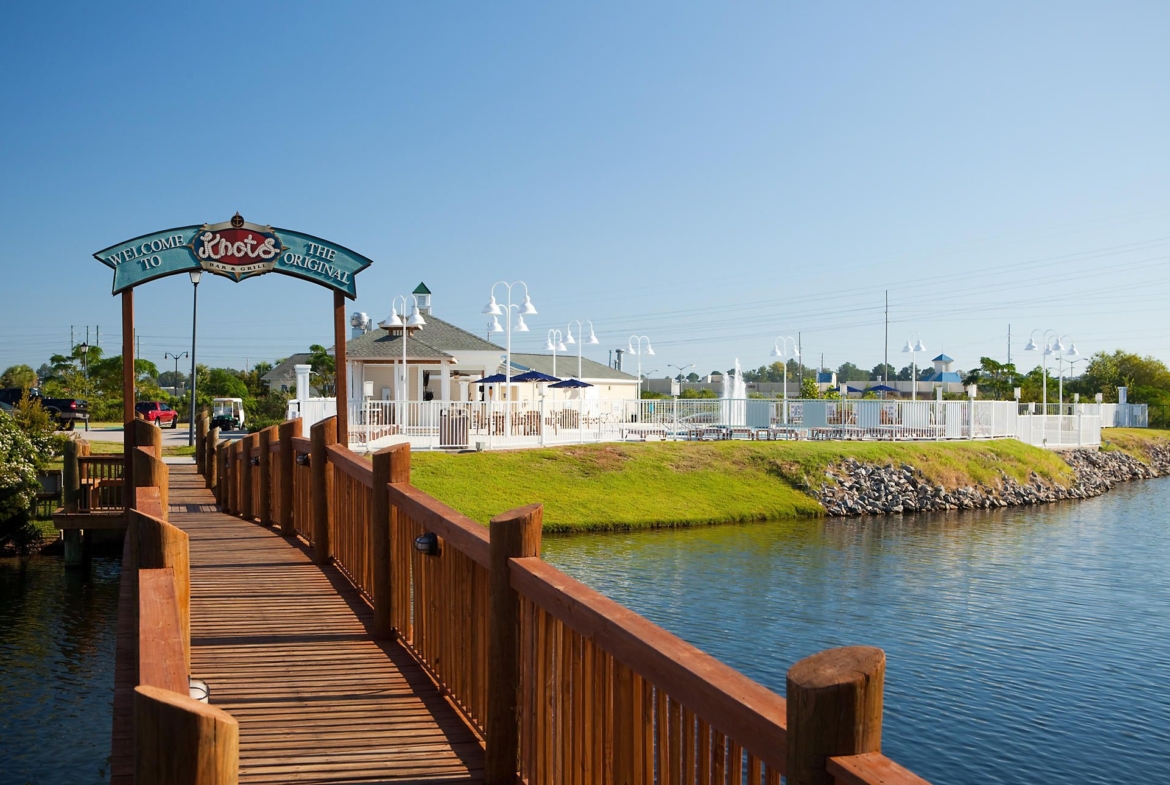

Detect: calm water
[0, 556, 120, 785]
[542, 479, 1170, 785]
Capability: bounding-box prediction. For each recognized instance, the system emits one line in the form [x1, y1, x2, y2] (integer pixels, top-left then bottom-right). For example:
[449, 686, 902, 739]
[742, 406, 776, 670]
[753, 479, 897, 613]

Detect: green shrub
[0, 411, 43, 555]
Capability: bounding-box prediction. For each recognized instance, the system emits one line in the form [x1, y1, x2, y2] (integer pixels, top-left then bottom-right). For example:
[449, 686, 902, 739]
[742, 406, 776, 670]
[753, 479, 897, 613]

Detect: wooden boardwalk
[169, 464, 485, 784]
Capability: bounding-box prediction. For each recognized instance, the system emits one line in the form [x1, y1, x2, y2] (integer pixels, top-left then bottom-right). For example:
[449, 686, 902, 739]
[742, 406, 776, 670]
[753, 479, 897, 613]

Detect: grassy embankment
[410, 439, 1075, 532]
[1100, 427, 1170, 462]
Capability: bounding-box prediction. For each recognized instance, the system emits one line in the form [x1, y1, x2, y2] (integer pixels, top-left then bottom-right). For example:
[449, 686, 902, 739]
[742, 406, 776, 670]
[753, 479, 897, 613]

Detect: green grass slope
[409, 439, 1073, 532]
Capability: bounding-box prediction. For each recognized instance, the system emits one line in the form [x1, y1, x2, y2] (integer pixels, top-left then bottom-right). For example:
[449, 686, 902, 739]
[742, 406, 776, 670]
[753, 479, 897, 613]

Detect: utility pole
[798, 332, 803, 388]
[884, 290, 889, 391]
[96, 325, 100, 348]
[1007, 324, 1012, 365]
[71, 325, 74, 350]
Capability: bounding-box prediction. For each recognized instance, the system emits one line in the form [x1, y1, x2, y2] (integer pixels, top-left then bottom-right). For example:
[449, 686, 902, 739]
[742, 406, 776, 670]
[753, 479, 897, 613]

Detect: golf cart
[210, 397, 246, 432]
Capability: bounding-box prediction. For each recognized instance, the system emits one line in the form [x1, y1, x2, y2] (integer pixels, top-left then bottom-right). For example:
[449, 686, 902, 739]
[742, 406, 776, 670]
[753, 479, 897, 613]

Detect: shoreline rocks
[815, 445, 1170, 517]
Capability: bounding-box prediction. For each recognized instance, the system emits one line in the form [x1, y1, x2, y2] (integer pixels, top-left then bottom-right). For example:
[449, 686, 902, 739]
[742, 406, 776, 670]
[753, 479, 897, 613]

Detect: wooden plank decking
[165, 463, 485, 784]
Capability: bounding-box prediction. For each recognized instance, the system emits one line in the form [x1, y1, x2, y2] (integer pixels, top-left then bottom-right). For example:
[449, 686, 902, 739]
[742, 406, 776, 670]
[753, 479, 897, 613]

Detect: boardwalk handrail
[208, 414, 932, 785]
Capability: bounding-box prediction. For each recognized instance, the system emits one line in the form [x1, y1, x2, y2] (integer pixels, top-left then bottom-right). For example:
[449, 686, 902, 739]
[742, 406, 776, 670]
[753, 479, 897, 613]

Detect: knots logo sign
[191, 214, 284, 281]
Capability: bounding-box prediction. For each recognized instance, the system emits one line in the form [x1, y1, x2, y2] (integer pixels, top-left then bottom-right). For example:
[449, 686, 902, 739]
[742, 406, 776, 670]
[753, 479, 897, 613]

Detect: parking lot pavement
[74, 425, 243, 445]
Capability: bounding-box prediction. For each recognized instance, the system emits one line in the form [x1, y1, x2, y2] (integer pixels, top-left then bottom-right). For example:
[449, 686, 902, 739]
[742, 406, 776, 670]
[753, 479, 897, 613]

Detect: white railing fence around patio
[287, 397, 1130, 451]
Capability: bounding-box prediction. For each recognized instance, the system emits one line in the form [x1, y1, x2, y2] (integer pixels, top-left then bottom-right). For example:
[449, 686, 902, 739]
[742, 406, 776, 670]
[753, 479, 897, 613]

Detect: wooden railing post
[486, 503, 543, 785]
[63, 437, 82, 513]
[226, 441, 241, 515]
[215, 441, 227, 507]
[132, 419, 163, 460]
[195, 414, 208, 475]
[258, 426, 275, 525]
[786, 646, 885, 785]
[371, 443, 410, 640]
[206, 428, 220, 491]
[134, 685, 239, 785]
[240, 433, 258, 521]
[277, 419, 301, 536]
[133, 447, 170, 520]
[310, 416, 337, 564]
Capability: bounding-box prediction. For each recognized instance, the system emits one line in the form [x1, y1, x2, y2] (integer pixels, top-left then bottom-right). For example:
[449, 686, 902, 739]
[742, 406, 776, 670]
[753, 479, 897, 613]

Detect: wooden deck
[168, 464, 485, 784]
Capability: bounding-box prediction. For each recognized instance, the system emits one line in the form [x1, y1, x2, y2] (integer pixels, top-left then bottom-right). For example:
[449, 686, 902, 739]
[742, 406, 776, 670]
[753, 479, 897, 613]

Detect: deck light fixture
[250, 456, 260, 466]
[188, 677, 210, 703]
[414, 532, 440, 556]
[295, 453, 310, 467]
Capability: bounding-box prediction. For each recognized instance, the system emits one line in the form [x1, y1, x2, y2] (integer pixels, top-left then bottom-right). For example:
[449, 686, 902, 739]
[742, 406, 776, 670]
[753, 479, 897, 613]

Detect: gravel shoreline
[815, 445, 1170, 517]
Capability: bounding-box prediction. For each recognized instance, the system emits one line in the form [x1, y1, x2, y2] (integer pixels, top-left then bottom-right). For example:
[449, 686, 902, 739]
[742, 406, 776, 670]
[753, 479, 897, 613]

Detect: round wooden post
[206, 427, 220, 491]
[196, 414, 208, 475]
[133, 447, 170, 519]
[486, 502, 543, 785]
[215, 441, 227, 507]
[258, 427, 275, 525]
[786, 646, 885, 785]
[310, 416, 337, 564]
[277, 419, 301, 536]
[370, 443, 410, 640]
[134, 685, 239, 785]
[240, 433, 258, 521]
[63, 437, 81, 513]
[132, 419, 164, 460]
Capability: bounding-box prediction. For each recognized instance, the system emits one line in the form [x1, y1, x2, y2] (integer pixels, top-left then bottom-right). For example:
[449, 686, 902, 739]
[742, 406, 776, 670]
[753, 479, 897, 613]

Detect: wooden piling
[486, 502, 543, 785]
[63, 437, 81, 513]
[258, 426, 275, 525]
[370, 443, 410, 640]
[132, 419, 163, 460]
[195, 414, 208, 474]
[310, 416, 337, 564]
[133, 446, 170, 519]
[240, 434, 257, 521]
[277, 419, 301, 536]
[786, 646, 885, 785]
[206, 428, 220, 490]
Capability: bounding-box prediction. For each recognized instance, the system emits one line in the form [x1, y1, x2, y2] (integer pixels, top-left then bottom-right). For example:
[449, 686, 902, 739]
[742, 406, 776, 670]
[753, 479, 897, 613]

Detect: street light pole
[379, 294, 427, 426]
[1057, 336, 1076, 410]
[165, 351, 188, 397]
[770, 336, 799, 424]
[901, 332, 926, 402]
[627, 335, 654, 400]
[483, 281, 537, 402]
[1024, 328, 1059, 411]
[187, 270, 202, 446]
[565, 319, 599, 379]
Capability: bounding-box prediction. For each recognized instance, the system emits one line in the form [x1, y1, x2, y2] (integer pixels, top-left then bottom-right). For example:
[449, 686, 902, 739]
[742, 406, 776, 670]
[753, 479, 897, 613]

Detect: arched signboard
[95, 214, 372, 498]
[95, 213, 372, 297]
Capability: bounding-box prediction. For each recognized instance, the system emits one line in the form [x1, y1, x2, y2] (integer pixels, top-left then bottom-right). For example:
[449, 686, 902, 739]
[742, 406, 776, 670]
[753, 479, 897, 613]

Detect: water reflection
[542, 480, 1170, 785]
[0, 556, 120, 785]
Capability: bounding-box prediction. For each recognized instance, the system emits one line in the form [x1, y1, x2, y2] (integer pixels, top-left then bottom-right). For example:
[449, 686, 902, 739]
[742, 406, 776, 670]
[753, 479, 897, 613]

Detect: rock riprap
[815, 445, 1170, 517]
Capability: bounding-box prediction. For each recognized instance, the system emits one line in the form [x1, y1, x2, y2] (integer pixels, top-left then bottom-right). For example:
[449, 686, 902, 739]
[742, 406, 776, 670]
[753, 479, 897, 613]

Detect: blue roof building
[918, 353, 963, 383]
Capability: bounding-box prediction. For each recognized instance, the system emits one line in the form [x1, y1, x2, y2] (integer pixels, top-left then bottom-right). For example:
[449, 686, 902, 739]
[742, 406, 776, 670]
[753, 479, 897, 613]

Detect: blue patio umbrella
[475, 373, 510, 384]
[549, 378, 592, 389]
[512, 370, 560, 383]
[869, 384, 898, 392]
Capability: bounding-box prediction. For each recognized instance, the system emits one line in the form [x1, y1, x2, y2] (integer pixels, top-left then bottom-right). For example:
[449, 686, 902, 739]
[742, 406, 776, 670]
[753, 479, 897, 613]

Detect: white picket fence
[286, 397, 1131, 451]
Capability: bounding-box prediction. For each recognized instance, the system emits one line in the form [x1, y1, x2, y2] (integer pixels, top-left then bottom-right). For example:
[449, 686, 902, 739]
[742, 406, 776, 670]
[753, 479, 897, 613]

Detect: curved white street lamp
[1024, 328, 1060, 410]
[1057, 336, 1077, 409]
[483, 281, 536, 401]
[901, 332, 926, 401]
[770, 335, 800, 423]
[564, 319, 599, 379]
[627, 335, 654, 400]
[379, 294, 426, 410]
[545, 329, 568, 379]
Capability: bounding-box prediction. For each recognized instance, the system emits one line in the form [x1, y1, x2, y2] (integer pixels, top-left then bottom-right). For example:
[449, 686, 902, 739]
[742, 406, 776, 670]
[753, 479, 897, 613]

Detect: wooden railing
[207, 415, 931, 785]
[78, 455, 125, 512]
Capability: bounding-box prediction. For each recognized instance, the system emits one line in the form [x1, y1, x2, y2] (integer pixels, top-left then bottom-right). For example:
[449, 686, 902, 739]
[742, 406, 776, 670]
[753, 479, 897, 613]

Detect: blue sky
[2, 2, 1168, 379]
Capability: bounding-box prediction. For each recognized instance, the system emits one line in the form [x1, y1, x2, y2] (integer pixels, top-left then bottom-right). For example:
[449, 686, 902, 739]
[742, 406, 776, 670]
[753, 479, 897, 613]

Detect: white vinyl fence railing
[288, 397, 1127, 451]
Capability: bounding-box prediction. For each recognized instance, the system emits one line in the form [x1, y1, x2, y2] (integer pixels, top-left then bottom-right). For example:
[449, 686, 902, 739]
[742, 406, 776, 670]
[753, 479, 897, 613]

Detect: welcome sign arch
[95, 213, 373, 472]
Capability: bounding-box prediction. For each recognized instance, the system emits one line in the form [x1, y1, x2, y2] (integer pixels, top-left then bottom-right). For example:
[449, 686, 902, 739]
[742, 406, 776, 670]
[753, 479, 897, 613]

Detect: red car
[136, 401, 179, 428]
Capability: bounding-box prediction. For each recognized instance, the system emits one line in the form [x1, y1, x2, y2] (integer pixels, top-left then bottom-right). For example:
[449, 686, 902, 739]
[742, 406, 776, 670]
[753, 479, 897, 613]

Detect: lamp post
[901, 333, 926, 401]
[78, 341, 90, 380]
[770, 336, 800, 423]
[164, 351, 188, 398]
[564, 319, 599, 379]
[545, 330, 567, 379]
[1058, 338, 1077, 410]
[1024, 329, 1060, 411]
[483, 282, 537, 401]
[627, 335, 654, 400]
[187, 270, 202, 446]
[379, 295, 426, 424]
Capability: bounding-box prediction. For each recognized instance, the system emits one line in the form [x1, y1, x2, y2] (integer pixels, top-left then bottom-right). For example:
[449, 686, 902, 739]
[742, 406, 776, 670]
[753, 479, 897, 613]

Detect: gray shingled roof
[345, 314, 501, 360]
[507, 353, 637, 381]
[261, 353, 311, 385]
